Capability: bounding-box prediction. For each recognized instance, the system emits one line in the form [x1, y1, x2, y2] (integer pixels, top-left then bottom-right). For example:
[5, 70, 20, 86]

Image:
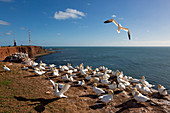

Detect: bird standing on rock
[3, 65, 11, 71]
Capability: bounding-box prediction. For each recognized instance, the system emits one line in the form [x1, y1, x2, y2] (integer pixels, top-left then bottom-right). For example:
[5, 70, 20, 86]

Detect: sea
[36, 47, 170, 93]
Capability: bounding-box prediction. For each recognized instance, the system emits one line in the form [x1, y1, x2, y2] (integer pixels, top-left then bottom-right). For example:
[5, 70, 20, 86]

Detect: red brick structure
[0, 46, 45, 61]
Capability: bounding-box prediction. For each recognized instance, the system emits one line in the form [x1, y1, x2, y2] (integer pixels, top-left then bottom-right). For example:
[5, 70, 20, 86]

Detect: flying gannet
[104, 19, 131, 40]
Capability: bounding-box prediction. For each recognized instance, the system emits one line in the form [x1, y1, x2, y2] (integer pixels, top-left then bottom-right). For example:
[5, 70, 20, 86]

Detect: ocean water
[36, 47, 170, 93]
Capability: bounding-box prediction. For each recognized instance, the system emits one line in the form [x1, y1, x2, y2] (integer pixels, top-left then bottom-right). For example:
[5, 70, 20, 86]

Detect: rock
[3, 52, 30, 63]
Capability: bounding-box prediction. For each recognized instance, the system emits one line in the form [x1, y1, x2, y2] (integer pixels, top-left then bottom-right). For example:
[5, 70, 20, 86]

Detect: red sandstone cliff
[0, 46, 45, 61]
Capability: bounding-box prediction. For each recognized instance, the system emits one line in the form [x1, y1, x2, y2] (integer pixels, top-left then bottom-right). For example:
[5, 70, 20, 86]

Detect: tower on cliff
[29, 29, 31, 45]
[14, 40, 17, 46]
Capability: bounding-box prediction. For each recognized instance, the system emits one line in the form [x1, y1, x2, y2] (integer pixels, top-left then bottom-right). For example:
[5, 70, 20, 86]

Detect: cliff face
[0, 46, 45, 61]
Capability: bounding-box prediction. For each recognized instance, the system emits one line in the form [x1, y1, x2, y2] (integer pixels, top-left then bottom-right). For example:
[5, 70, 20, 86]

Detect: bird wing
[104, 19, 118, 26]
[49, 79, 55, 87]
[58, 83, 71, 95]
[120, 27, 131, 40]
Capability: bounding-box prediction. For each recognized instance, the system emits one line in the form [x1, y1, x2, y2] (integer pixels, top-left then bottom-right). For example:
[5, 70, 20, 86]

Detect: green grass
[0, 80, 11, 85]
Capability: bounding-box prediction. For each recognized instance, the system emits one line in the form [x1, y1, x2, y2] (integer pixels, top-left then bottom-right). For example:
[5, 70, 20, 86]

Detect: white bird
[79, 69, 86, 75]
[132, 87, 138, 96]
[22, 66, 29, 71]
[158, 84, 168, 96]
[62, 74, 69, 81]
[3, 65, 11, 71]
[39, 64, 46, 70]
[78, 80, 85, 86]
[118, 83, 126, 90]
[54, 83, 71, 98]
[93, 83, 105, 94]
[104, 19, 131, 40]
[30, 61, 38, 67]
[99, 90, 114, 104]
[93, 77, 100, 83]
[34, 69, 44, 75]
[49, 79, 64, 89]
[140, 84, 152, 94]
[52, 70, 60, 76]
[141, 76, 155, 88]
[130, 78, 140, 83]
[135, 84, 142, 91]
[109, 81, 117, 90]
[39, 60, 46, 67]
[73, 69, 78, 72]
[134, 91, 150, 103]
[101, 76, 111, 85]
[85, 74, 92, 80]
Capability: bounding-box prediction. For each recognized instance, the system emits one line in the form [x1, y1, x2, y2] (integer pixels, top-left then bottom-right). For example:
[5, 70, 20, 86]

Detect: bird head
[3, 65, 6, 67]
[134, 91, 140, 96]
[85, 74, 88, 76]
[142, 76, 145, 80]
[93, 83, 97, 87]
[158, 84, 162, 88]
[108, 90, 114, 95]
[133, 87, 138, 92]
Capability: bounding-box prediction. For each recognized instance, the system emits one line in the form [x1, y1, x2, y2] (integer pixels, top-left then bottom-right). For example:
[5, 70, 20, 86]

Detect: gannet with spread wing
[104, 19, 131, 40]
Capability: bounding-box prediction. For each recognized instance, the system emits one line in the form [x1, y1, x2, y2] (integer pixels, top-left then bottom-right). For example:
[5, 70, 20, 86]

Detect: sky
[0, 0, 170, 46]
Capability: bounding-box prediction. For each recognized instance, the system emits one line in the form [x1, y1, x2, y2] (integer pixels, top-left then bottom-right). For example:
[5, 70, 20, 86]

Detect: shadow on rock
[14, 96, 60, 113]
[89, 103, 106, 110]
[80, 94, 98, 99]
[115, 99, 147, 113]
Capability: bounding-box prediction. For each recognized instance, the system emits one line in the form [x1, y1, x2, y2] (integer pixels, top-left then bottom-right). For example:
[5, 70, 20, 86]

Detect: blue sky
[0, 0, 170, 46]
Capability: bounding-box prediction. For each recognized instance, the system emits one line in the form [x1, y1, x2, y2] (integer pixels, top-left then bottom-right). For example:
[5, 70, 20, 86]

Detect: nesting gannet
[69, 72, 76, 77]
[104, 19, 131, 40]
[134, 91, 150, 103]
[54, 83, 71, 98]
[118, 83, 126, 90]
[40, 60, 46, 67]
[109, 81, 117, 90]
[34, 69, 44, 75]
[79, 68, 86, 75]
[141, 76, 155, 88]
[78, 80, 85, 86]
[67, 70, 73, 74]
[52, 70, 60, 76]
[158, 84, 168, 96]
[140, 84, 152, 94]
[85, 74, 92, 80]
[130, 78, 140, 83]
[132, 87, 138, 96]
[93, 77, 100, 83]
[62, 74, 69, 81]
[101, 76, 111, 85]
[3, 65, 11, 71]
[93, 83, 105, 94]
[31, 61, 38, 67]
[22, 66, 29, 71]
[67, 63, 74, 70]
[135, 84, 142, 91]
[73, 69, 78, 72]
[99, 90, 114, 104]
[39, 64, 46, 70]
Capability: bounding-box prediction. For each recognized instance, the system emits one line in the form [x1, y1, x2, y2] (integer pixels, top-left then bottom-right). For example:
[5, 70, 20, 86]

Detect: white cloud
[72, 21, 78, 24]
[57, 33, 62, 35]
[112, 15, 116, 18]
[0, 0, 14, 2]
[118, 17, 124, 20]
[54, 8, 85, 20]
[6, 30, 13, 35]
[87, 3, 91, 6]
[20, 27, 28, 30]
[0, 20, 10, 26]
